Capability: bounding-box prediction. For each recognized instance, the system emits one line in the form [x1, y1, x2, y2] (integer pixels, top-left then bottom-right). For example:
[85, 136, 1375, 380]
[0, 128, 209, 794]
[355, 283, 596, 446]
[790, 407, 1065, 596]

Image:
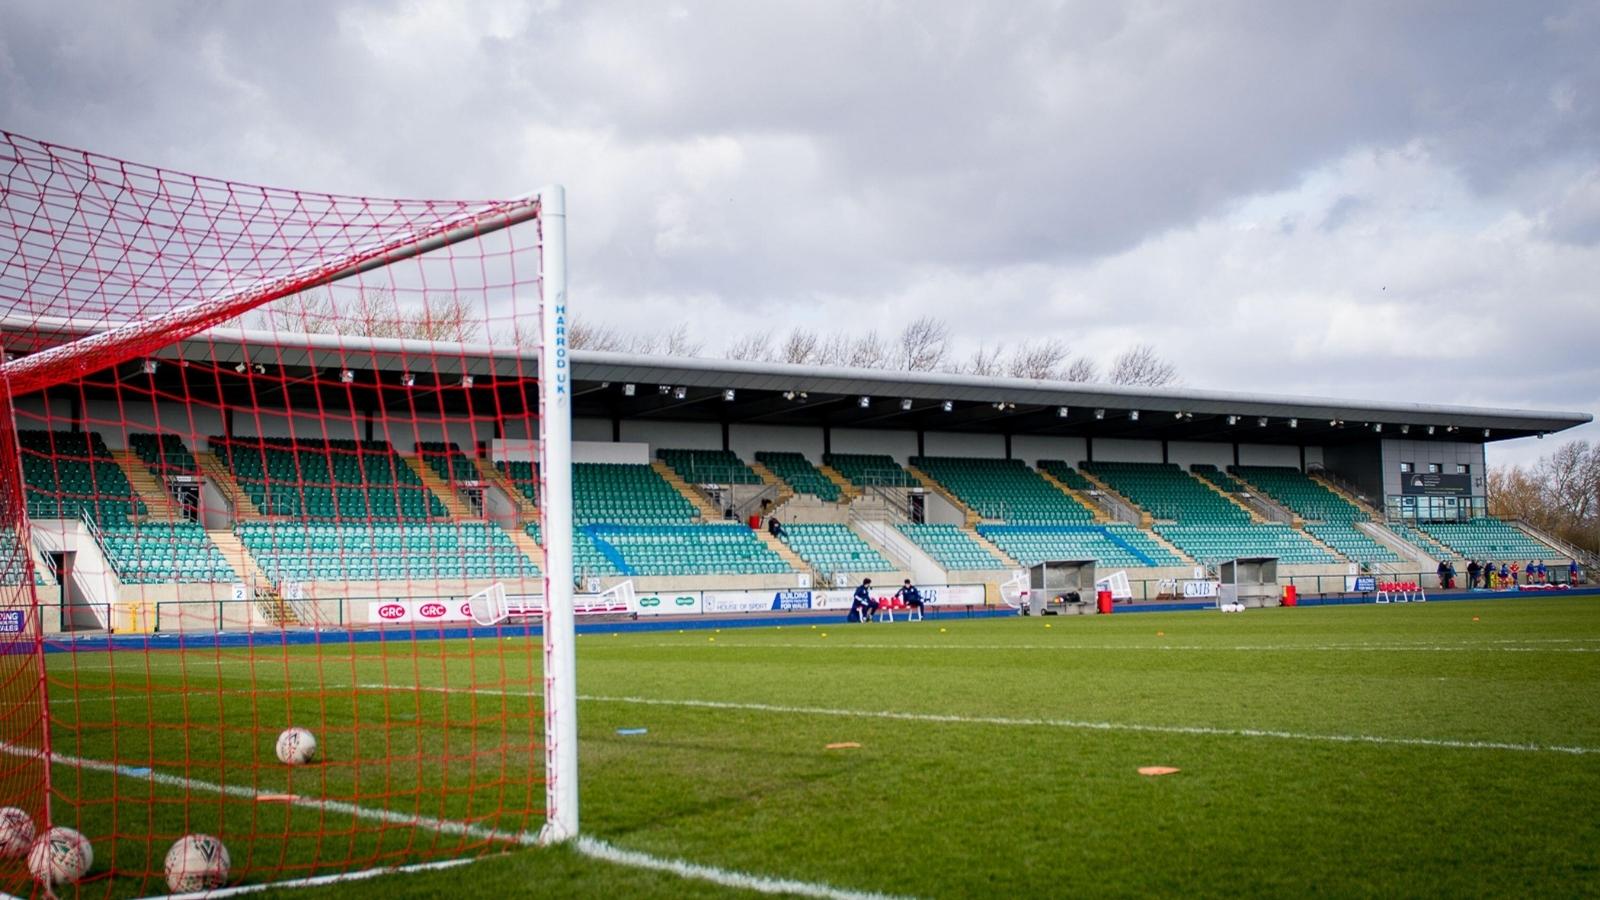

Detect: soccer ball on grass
[27, 826, 92, 887]
[165, 833, 231, 892]
[276, 726, 318, 765]
[0, 807, 35, 858]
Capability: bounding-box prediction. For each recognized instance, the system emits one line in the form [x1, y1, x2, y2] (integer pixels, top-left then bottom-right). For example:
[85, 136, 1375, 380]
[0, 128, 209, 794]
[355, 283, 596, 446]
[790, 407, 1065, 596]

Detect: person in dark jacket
[894, 579, 925, 619]
[1466, 559, 1481, 589]
[849, 578, 878, 622]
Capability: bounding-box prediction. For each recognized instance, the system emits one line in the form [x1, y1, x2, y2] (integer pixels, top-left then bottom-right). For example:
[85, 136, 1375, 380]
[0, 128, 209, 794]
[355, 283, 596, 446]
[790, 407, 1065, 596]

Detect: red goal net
[0, 130, 563, 896]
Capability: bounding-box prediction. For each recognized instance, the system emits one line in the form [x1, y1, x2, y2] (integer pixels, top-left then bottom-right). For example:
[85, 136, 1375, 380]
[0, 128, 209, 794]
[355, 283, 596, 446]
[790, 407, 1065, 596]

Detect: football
[27, 826, 92, 886]
[0, 807, 35, 859]
[275, 726, 318, 765]
[164, 833, 231, 892]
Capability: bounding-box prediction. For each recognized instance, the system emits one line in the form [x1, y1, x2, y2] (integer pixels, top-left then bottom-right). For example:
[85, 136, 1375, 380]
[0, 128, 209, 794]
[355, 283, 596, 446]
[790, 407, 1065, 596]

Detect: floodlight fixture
[858, 396, 871, 408]
[1057, 406, 1070, 418]
[339, 369, 355, 384]
[622, 383, 636, 396]
[1128, 410, 1139, 421]
[942, 401, 953, 412]
[141, 359, 158, 375]
[401, 372, 416, 387]
[723, 389, 736, 402]
[673, 386, 687, 400]
[901, 398, 914, 411]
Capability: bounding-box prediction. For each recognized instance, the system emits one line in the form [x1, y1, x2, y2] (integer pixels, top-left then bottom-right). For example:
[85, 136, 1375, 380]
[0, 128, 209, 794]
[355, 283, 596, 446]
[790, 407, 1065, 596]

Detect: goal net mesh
[0, 130, 557, 895]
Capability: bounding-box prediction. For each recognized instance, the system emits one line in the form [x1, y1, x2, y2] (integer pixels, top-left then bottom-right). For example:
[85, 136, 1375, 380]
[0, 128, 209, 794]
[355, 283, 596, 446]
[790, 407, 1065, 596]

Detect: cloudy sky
[3, 1, 1597, 465]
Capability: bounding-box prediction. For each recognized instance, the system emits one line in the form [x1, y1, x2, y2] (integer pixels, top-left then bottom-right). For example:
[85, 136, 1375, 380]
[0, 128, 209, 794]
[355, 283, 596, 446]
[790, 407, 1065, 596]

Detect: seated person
[894, 579, 924, 615]
[848, 577, 878, 622]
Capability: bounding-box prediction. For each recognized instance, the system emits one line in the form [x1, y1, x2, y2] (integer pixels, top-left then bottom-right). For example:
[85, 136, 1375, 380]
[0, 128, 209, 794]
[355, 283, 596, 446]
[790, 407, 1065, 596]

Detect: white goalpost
[535, 185, 579, 845]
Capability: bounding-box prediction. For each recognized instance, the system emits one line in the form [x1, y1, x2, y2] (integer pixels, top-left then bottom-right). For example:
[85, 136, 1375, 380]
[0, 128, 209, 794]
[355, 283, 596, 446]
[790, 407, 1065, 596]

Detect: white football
[276, 726, 318, 765]
[27, 826, 92, 886]
[0, 806, 34, 858]
[164, 833, 231, 892]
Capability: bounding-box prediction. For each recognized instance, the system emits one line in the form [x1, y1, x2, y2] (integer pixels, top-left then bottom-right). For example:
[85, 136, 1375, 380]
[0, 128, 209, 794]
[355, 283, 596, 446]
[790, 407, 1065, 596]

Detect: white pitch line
[359, 684, 1597, 757]
[644, 640, 1600, 653]
[573, 835, 911, 900]
[0, 742, 906, 900]
[142, 857, 477, 900]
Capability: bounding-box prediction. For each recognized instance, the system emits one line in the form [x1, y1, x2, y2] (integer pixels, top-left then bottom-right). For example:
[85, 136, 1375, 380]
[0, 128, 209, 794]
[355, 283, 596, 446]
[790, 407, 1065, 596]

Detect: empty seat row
[910, 456, 1095, 524]
[781, 523, 891, 573]
[823, 453, 918, 487]
[755, 452, 841, 502]
[657, 448, 762, 485]
[898, 523, 1005, 570]
[236, 521, 539, 582]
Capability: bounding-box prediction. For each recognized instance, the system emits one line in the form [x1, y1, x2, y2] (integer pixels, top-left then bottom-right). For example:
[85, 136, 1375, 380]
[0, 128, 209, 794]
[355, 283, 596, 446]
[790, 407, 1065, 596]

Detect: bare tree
[256, 288, 482, 342]
[896, 315, 950, 372]
[814, 331, 852, 366]
[725, 330, 775, 361]
[1108, 343, 1179, 387]
[963, 343, 1007, 377]
[780, 328, 821, 364]
[1006, 338, 1072, 380]
[567, 315, 629, 352]
[660, 323, 704, 357]
[1064, 356, 1099, 383]
[847, 331, 890, 369]
[1489, 440, 1600, 554]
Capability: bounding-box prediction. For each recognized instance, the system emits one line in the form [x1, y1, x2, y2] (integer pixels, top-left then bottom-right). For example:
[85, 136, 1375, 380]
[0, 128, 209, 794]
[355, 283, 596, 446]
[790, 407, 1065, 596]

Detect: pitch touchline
[643, 641, 1600, 653]
[0, 744, 905, 900]
[358, 684, 1595, 756]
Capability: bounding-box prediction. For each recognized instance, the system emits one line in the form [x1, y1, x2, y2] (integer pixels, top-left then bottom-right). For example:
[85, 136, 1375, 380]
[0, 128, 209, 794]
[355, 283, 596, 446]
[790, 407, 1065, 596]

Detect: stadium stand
[585, 523, 790, 576]
[657, 449, 762, 484]
[1387, 523, 1452, 559]
[1036, 460, 1098, 492]
[898, 523, 1006, 570]
[1083, 462, 1336, 564]
[754, 452, 841, 502]
[99, 522, 236, 583]
[823, 453, 918, 487]
[979, 523, 1186, 568]
[778, 523, 890, 573]
[237, 521, 539, 582]
[210, 437, 446, 520]
[908, 457, 1095, 523]
[574, 463, 698, 524]
[1417, 518, 1564, 560]
[1189, 464, 1248, 494]
[416, 441, 482, 485]
[497, 460, 539, 504]
[128, 432, 201, 479]
[1154, 523, 1337, 564]
[17, 430, 147, 522]
[1228, 466, 1401, 563]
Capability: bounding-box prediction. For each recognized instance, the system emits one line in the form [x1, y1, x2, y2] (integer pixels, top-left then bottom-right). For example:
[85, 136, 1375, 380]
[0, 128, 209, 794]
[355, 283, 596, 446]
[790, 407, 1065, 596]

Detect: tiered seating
[574, 464, 697, 524]
[416, 442, 481, 484]
[1154, 524, 1336, 564]
[17, 430, 146, 522]
[1231, 466, 1364, 523]
[1304, 524, 1401, 564]
[824, 453, 917, 487]
[1190, 464, 1247, 493]
[128, 432, 200, 478]
[237, 522, 539, 582]
[898, 524, 1004, 570]
[1036, 460, 1097, 492]
[755, 452, 841, 502]
[587, 524, 790, 576]
[99, 522, 235, 583]
[1387, 523, 1452, 559]
[979, 524, 1186, 568]
[1230, 466, 1399, 563]
[1418, 519, 1564, 560]
[909, 457, 1095, 523]
[1083, 462, 1250, 524]
[497, 460, 539, 504]
[657, 449, 761, 484]
[780, 524, 890, 573]
[526, 523, 623, 578]
[211, 437, 446, 520]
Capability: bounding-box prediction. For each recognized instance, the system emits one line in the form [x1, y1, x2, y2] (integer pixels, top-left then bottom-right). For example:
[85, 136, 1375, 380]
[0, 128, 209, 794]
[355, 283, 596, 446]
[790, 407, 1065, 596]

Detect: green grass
[20, 597, 1600, 897]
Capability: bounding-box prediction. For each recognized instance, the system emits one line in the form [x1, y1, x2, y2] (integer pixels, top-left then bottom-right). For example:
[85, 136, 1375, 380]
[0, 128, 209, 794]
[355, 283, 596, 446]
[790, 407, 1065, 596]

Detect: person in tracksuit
[850, 578, 878, 622]
[894, 579, 925, 618]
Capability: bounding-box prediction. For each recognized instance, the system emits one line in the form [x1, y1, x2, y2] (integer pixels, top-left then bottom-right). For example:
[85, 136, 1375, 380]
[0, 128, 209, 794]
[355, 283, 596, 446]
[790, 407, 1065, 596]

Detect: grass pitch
[27, 596, 1600, 897]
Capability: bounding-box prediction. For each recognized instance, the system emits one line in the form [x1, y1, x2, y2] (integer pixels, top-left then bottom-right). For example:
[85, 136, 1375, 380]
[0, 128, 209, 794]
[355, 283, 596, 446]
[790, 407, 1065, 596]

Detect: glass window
[1427, 463, 1441, 474]
[1399, 461, 1413, 474]
[1456, 464, 1469, 474]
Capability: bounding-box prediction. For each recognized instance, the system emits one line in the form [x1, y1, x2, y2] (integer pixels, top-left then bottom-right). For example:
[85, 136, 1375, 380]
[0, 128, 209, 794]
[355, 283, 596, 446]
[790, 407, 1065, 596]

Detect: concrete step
[402, 455, 477, 520]
[109, 450, 184, 521]
[473, 459, 540, 523]
[194, 451, 263, 521]
[1036, 469, 1112, 524]
[652, 461, 724, 520]
[817, 465, 862, 500]
[905, 465, 980, 528]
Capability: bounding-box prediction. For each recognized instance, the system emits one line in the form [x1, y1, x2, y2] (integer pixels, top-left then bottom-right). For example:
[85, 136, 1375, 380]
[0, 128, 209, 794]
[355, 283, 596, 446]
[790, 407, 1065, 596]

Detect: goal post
[0, 129, 579, 894]
[536, 184, 579, 845]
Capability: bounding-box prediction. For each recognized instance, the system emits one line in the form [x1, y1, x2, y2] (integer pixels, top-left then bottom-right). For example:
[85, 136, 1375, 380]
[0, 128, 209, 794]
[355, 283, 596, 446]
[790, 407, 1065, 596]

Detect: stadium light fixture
[1288, 418, 1298, 428]
[1057, 406, 1070, 418]
[942, 401, 953, 412]
[657, 385, 671, 395]
[401, 372, 416, 387]
[1400, 424, 1409, 434]
[1128, 410, 1139, 421]
[622, 383, 635, 396]
[1174, 411, 1184, 420]
[1484, 428, 1491, 437]
[673, 386, 688, 400]
[1257, 417, 1268, 427]
[234, 362, 247, 374]
[339, 369, 355, 384]
[723, 389, 736, 402]
[901, 398, 914, 411]
[858, 396, 871, 408]
[1373, 423, 1382, 432]
[1227, 415, 1239, 426]
[141, 359, 158, 375]
[460, 375, 475, 388]
[1427, 425, 1435, 435]
[1094, 408, 1106, 420]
